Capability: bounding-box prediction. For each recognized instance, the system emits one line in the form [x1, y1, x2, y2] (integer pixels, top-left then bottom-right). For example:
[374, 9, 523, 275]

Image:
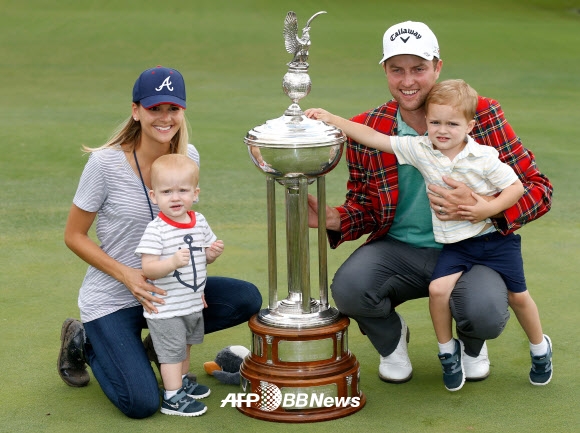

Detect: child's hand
[304, 108, 332, 123]
[201, 293, 208, 309]
[206, 240, 224, 263]
[457, 192, 494, 223]
[172, 248, 191, 269]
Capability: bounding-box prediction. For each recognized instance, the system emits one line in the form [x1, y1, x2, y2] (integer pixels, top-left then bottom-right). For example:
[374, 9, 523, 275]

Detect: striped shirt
[391, 135, 518, 244]
[73, 144, 200, 323]
[135, 211, 217, 319]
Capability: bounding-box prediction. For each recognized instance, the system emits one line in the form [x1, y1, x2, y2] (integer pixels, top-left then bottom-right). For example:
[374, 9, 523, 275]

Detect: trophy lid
[244, 111, 344, 148]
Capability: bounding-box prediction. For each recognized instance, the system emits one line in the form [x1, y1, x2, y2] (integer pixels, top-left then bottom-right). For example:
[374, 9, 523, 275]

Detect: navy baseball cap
[132, 66, 186, 109]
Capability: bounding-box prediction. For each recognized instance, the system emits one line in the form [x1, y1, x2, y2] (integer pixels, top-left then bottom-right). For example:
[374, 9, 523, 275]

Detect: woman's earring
[134, 117, 139, 122]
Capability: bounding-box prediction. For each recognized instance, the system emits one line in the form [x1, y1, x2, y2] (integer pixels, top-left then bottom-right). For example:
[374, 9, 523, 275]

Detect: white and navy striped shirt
[73, 144, 200, 323]
[391, 136, 518, 244]
[135, 211, 216, 319]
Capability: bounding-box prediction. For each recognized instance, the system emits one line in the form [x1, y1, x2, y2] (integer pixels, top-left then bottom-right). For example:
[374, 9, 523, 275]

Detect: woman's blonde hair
[82, 105, 190, 155]
[425, 79, 478, 121]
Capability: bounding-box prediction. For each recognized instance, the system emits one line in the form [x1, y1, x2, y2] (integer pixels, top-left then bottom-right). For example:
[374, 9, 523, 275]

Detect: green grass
[1, 1, 579, 432]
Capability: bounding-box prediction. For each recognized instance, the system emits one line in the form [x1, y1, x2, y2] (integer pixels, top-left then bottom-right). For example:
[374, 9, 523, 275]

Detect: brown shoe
[58, 318, 89, 387]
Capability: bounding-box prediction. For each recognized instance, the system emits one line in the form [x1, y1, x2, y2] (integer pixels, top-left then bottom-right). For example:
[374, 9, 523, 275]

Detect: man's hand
[428, 176, 496, 221]
[307, 194, 341, 231]
[457, 192, 495, 223]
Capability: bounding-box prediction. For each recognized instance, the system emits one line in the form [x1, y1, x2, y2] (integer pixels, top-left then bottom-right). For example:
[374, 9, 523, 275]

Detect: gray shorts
[146, 312, 204, 364]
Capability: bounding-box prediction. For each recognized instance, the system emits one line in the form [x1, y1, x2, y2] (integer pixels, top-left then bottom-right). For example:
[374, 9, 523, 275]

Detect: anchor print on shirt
[172, 234, 206, 292]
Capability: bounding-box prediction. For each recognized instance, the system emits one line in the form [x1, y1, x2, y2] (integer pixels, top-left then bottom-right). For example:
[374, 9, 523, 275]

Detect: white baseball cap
[379, 21, 440, 64]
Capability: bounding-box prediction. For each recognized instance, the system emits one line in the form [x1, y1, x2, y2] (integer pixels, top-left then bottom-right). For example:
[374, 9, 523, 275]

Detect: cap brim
[139, 95, 186, 109]
[378, 52, 434, 65]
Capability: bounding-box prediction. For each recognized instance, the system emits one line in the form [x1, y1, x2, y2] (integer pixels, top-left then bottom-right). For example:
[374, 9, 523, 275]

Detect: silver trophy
[246, 10, 343, 328]
[241, 11, 365, 422]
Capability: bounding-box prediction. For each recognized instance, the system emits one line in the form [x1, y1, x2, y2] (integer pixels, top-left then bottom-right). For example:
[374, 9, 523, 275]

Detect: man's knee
[451, 265, 510, 340]
[331, 276, 362, 316]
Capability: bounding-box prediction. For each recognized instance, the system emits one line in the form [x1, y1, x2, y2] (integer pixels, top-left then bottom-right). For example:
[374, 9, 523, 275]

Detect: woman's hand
[120, 266, 166, 315]
[64, 204, 166, 315]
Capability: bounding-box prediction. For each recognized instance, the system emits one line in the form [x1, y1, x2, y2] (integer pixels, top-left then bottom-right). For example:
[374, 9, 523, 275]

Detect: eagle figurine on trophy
[283, 10, 326, 66]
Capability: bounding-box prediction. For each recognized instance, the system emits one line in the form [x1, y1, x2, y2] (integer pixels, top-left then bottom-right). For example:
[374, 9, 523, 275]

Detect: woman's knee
[119, 391, 160, 419]
[240, 282, 263, 316]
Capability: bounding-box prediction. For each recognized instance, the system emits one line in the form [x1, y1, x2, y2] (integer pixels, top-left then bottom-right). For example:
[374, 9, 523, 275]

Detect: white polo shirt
[391, 136, 518, 244]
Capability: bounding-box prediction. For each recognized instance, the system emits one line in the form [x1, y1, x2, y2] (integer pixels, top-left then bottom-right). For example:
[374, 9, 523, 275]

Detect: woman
[57, 66, 262, 419]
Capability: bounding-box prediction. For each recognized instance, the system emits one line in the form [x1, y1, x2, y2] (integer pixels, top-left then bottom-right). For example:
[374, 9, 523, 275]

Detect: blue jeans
[83, 276, 262, 419]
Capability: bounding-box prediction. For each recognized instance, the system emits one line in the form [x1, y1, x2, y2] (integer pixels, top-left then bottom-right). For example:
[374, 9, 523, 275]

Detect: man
[308, 21, 552, 383]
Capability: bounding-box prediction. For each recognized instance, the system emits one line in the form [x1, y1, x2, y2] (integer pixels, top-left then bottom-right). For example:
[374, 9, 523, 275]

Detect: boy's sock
[438, 339, 456, 354]
[530, 338, 548, 356]
[164, 389, 179, 399]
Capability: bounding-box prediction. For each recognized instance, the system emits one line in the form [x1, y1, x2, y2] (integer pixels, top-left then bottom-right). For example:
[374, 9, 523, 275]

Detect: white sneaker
[378, 313, 412, 383]
[463, 341, 490, 381]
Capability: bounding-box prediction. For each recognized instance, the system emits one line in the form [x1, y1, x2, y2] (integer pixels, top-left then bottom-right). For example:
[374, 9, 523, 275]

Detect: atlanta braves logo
[155, 76, 174, 92]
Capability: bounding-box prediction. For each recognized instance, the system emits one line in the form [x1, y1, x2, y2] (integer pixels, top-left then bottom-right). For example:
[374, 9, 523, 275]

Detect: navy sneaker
[161, 387, 207, 417]
[183, 375, 211, 399]
[438, 339, 465, 392]
[530, 335, 553, 386]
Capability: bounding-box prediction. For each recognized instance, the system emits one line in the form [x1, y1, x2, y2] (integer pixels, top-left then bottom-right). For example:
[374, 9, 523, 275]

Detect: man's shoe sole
[465, 371, 490, 382]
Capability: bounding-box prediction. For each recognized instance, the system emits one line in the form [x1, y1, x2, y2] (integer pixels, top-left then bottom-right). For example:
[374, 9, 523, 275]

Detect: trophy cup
[240, 11, 365, 422]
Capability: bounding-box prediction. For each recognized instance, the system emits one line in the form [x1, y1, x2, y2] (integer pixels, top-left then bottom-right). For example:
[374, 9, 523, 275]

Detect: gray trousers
[330, 236, 510, 357]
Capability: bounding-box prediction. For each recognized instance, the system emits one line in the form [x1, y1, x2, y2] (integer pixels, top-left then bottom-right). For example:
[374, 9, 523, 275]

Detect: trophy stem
[267, 175, 278, 311]
[284, 179, 311, 313]
[317, 177, 328, 309]
[298, 176, 311, 313]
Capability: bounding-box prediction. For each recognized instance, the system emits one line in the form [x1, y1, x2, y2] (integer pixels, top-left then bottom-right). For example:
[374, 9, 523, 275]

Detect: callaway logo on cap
[379, 21, 440, 64]
[132, 65, 186, 109]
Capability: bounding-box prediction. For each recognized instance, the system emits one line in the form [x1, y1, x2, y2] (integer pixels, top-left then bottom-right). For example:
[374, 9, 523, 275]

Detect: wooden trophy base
[238, 314, 365, 422]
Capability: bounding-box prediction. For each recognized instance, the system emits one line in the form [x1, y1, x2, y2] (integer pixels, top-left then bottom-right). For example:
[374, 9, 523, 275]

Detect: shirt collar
[459, 136, 485, 158]
[396, 109, 427, 137]
[158, 210, 197, 228]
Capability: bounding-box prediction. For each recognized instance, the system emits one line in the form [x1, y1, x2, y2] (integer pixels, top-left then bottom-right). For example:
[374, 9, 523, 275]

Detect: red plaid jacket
[328, 97, 553, 249]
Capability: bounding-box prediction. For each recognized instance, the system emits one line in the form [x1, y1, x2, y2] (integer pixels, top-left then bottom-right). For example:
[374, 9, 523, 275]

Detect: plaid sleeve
[328, 103, 400, 248]
[472, 97, 553, 234]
